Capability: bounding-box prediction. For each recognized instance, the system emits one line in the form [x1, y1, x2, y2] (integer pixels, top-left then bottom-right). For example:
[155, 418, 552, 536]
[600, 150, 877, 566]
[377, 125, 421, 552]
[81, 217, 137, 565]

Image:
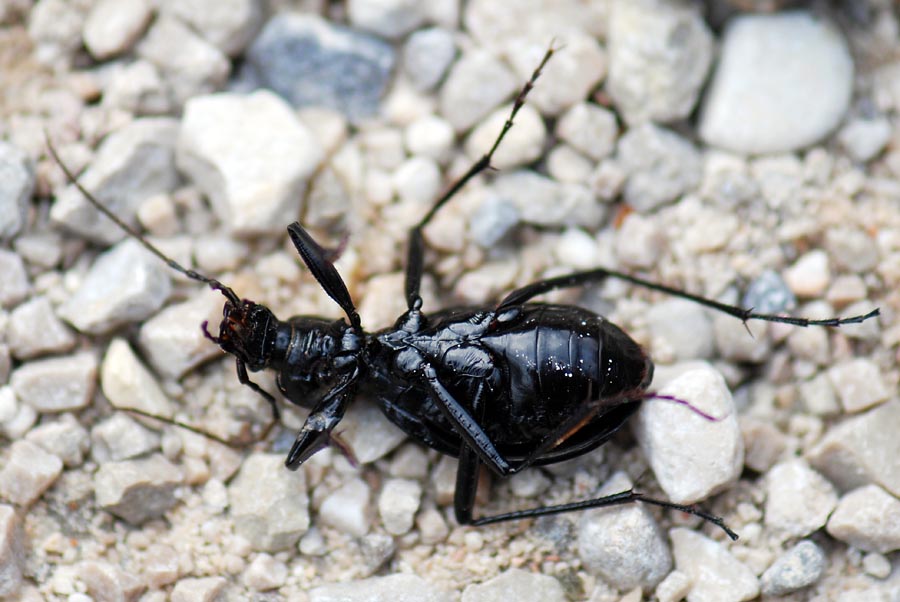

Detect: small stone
[299, 527, 327, 556]
[90, 413, 161, 463]
[784, 250, 831, 298]
[393, 156, 441, 205]
[808, 400, 900, 496]
[359, 533, 396, 575]
[461, 568, 565, 602]
[51, 118, 181, 244]
[699, 11, 853, 154]
[27, 0, 86, 67]
[138, 289, 223, 379]
[7, 296, 76, 360]
[759, 540, 826, 596]
[337, 399, 408, 465]
[615, 213, 664, 269]
[378, 478, 422, 535]
[469, 197, 520, 248]
[0, 141, 34, 240]
[827, 358, 890, 413]
[102, 59, 172, 115]
[244, 13, 395, 122]
[416, 506, 449, 544]
[826, 484, 900, 553]
[823, 227, 879, 273]
[862, 552, 891, 580]
[348, 0, 426, 39]
[94, 454, 183, 524]
[310, 574, 452, 602]
[440, 50, 518, 132]
[492, 171, 604, 229]
[826, 273, 869, 308]
[554, 227, 599, 271]
[0, 504, 24, 598]
[405, 115, 455, 163]
[403, 28, 456, 91]
[160, 0, 264, 57]
[577, 472, 672, 590]
[556, 102, 618, 161]
[0, 440, 63, 506]
[242, 553, 288, 591]
[654, 570, 691, 602]
[506, 33, 607, 116]
[714, 313, 770, 363]
[740, 417, 787, 473]
[700, 152, 759, 208]
[319, 477, 372, 537]
[101, 338, 174, 419]
[546, 145, 593, 184]
[229, 453, 309, 551]
[607, 0, 713, 125]
[177, 91, 323, 235]
[82, 0, 151, 60]
[742, 270, 795, 316]
[13, 231, 63, 270]
[465, 103, 546, 170]
[136, 15, 230, 108]
[635, 363, 742, 504]
[171, 576, 227, 602]
[799, 372, 840, 416]
[764, 459, 837, 539]
[58, 239, 172, 334]
[646, 299, 714, 362]
[11, 352, 97, 413]
[508, 469, 551, 499]
[142, 543, 180, 588]
[0, 250, 29, 309]
[78, 561, 146, 602]
[617, 124, 702, 212]
[25, 414, 90, 467]
[838, 117, 892, 162]
[671, 528, 759, 602]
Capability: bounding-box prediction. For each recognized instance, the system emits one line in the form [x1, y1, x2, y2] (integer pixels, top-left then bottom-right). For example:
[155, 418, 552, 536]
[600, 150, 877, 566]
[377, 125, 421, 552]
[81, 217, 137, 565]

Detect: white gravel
[3, 2, 900, 600]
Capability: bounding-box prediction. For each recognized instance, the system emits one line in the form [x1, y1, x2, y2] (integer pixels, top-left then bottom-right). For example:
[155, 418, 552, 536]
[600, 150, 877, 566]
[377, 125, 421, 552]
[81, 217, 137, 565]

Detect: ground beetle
[49, 47, 878, 540]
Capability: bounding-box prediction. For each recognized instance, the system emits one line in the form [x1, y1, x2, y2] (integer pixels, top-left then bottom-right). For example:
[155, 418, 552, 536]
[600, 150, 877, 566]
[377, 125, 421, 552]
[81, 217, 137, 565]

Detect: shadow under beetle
[50, 47, 879, 540]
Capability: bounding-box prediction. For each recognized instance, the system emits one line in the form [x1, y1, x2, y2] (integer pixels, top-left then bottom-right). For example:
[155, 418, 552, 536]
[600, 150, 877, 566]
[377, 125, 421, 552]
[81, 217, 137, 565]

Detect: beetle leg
[497, 266, 878, 327]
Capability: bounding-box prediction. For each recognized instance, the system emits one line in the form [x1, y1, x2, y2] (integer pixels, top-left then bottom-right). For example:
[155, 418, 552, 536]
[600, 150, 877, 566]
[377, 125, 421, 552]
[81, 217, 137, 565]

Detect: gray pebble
[319, 477, 372, 537]
[546, 145, 593, 185]
[0, 440, 63, 506]
[741, 269, 795, 315]
[13, 231, 64, 270]
[393, 156, 441, 205]
[138, 289, 223, 380]
[337, 399, 408, 464]
[170, 576, 227, 602]
[50, 118, 181, 244]
[827, 484, 900, 553]
[764, 459, 837, 539]
[760, 540, 826, 596]
[828, 358, 890, 413]
[82, 0, 151, 60]
[348, 0, 427, 39]
[0, 504, 23, 598]
[577, 472, 672, 590]
[461, 568, 565, 602]
[242, 553, 288, 591]
[615, 213, 664, 269]
[228, 453, 309, 551]
[699, 11, 853, 154]
[378, 478, 422, 535]
[635, 363, 742, 504]
[861, 552, 891, 579]
[25, 414, 90, 467]
[838, 116, 892, 163]
[469, 197, 519, 248]
[78, 561, 145, 602]
[100, 338, 174, 419]
[671, 528, 759, 602]
[161, 0, 264, 57]
[799, 372, 840, 416]
[646, 299, 714, 362]
[405, 114, 455, 163]
[0, 249, 29, 309]
[136, 15, 230, 108]
[607, 0, 713, 125]
[90, 413, 161, 463]
[58, 239, 172, 334]
[7, 296, 76, 360]
[11, 352, 97, 413]
[440, 49, 518, 132]
[617, 124, 702, 212]
[310, 573, 452, 602]
[177, 90, 323, 235]
[492, 171, 604, 229]
[403, 27, 456, 91]
[556, 102, 618, 161]
[0, 141, 34, 240]
[740, 417, 787, 473]
[359, 533, 396, 575]
[807, 400, 900, 497]
[243, 13, 395, 122]
[94, 453, 183, 524]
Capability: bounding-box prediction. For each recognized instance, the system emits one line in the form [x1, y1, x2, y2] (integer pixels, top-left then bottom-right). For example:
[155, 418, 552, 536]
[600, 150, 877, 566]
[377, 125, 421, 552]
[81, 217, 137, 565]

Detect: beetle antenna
[46, 135, 241, 305]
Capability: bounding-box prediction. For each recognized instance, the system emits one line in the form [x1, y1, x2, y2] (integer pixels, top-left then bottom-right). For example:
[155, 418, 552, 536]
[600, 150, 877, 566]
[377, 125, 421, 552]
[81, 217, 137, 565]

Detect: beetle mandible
[50, 47, 878, 540]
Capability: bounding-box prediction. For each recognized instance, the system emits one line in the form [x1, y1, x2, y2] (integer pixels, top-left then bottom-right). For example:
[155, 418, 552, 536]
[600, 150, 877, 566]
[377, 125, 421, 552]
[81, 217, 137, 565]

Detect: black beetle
[49, 47, 877, 540]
